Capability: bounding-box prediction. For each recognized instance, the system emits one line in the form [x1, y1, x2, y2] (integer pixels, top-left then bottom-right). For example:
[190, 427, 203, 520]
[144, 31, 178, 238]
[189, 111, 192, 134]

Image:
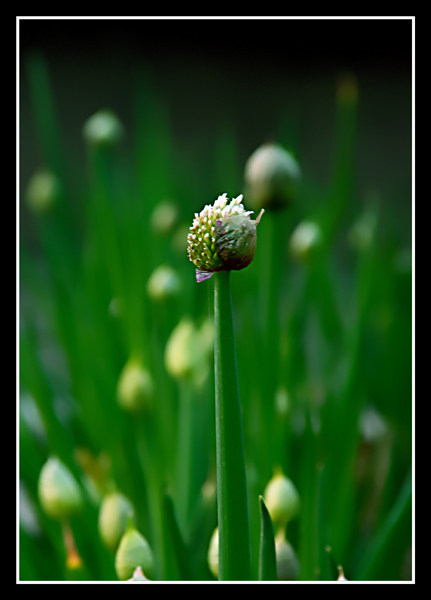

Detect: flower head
[187, 193, 264, 282]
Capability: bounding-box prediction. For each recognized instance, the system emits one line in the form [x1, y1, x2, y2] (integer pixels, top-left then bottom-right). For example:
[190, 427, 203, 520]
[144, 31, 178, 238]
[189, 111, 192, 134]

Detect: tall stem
[214, 270, 251, 581]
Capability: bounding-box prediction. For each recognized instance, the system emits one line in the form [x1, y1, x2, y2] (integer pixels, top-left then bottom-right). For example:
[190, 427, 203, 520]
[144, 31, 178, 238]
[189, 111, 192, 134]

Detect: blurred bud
[289, 220, 323, 263]
[82, 109, 124, 147]
[117, 358, 153, 413]
[115, 520, 154, 581]
[337, 565, 348, 581]
[243, 142, 301, 211]
[348, 209, 377, 252]
[263, 468, 300, 531]
[187, 193, 264, 282]
[164, 317, 214, 383]
[151, 200, 179, 235]
[207, 526, 219, 579]
[98, 491, 135, 551]
[275, 530, 300, 581]
[38, 457, 83, 521]
[146, 264, 181, 302]
[275, 385, 290, 418]
[25, 169, 62, 214]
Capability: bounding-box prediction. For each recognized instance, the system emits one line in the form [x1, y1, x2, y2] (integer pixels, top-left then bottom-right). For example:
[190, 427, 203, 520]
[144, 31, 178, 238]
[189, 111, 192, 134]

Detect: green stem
[214, 270, 251, 581]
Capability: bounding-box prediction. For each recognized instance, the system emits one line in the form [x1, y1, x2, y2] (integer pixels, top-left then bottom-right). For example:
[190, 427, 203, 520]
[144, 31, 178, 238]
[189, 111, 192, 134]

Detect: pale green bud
[115, 522, 154, 581]
[207, 526, 219, 579]
[117, 359, 153, 413]
[146, 264, 181, 301]
[164, 317, 213, 383]
[26, 169, 62, 214]
[83, 109, 124, 147]
[244, 143, 301, 211]
[263, 469, 300, 531]
[187, 193, 264, 282]
[289, 220, 324, 262]
[98, 491, 135, 551]
[275, 530, 300, 581]
[38, 457, 83, 521]
[150, 200, 179, 234]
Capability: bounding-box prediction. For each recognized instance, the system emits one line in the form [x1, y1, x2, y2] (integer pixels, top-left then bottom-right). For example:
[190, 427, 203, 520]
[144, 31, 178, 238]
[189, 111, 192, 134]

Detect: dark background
[19, 18, 413, 246]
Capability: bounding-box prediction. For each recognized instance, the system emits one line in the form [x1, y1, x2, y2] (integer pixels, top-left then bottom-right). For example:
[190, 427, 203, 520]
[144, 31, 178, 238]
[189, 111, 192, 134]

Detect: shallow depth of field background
[18, 18, 413, 581]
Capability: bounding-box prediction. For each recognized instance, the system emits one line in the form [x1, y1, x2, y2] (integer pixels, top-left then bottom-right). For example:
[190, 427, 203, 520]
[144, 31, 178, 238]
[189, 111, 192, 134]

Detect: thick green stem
[214, 270, 251, 581]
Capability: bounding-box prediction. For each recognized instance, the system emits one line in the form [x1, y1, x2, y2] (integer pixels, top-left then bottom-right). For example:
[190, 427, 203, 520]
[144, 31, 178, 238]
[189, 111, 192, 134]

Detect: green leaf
[258, 496, 277, 581]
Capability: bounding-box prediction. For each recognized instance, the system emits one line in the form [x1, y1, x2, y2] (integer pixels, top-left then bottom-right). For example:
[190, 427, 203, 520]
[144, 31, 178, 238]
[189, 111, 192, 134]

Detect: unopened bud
[117, 359, 153, 413]
[207, 526, 219, 579]
[147, 264, 181, 301]
[275, 530, 300, 581]
[263, 468, 300, 531]
[289, 220, 323, 262]
[38, 457, 83, 521]
[83, 109, 124, 147]
[244, 143, 301, 211]
[98, 491, 135, 551]
[26, 169, 62, 214]
[115, 521, 154, 581]
[151, 200, 179, 235]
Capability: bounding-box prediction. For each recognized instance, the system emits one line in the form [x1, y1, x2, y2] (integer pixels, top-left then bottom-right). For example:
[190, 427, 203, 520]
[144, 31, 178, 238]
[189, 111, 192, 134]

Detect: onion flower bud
[146, 264, 181, 301]
[98, 490, 135, 551]
[243, 142, 301, 211]
[38, 457, 83, 521]
[289, 220, 324, 263]
[115, 520, 154, 581]
[116, 358, 153, 413]
[275, 530, 300, 581]
[82, 109, 124, 147]
[187, 193, 264, 282]
[207, 526, 219, 579]
[26, 169, 62, 215]
[263, 468, 300, 532]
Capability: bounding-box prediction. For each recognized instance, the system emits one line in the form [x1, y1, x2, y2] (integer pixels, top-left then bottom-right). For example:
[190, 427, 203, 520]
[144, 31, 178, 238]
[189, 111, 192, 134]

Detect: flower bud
[26, 169, 62, 214]
[207, 526, 219, 579]
[289, 220, 324, 262]
[150, 200, 179, 235]
[82, 109, 124, 147]
[164, 317, 213, 383]
[243, 143, 301, 211]
[187, 193, 264, 282]
[38, 457, 83, 521]
[263, 468, 300, 531]
[115, 522, 154, 581]
[98, 491, 135, 551]
[275, 530, 300, 581]
[117, 358, 153, 413]
[146, 264, 181, 302]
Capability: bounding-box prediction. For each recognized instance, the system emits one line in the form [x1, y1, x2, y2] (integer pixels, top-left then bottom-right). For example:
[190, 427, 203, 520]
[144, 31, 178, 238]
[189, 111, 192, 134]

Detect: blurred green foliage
[18, 20, 412, 582]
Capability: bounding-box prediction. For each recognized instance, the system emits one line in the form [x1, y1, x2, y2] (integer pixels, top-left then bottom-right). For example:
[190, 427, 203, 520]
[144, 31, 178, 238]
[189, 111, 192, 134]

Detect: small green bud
[207, 526, 219, 579]
[244, 142, 301, 211]
[82, 109, 124, 147]
[164, 317, 213, 383]
[275, 530, 300, 581]
[150, 200, 179, 235]
[117, 359, 153, 413]
[115, 522, 154, 581]
[26, 169, 62, 214]
[289, 220, 324, 262]
[146, 264, 181, 302]
[263, 468, 300, 531]
[187, 193, 264, 282]
[98, 491, 135, 551]
[38, 457, 83, 521]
